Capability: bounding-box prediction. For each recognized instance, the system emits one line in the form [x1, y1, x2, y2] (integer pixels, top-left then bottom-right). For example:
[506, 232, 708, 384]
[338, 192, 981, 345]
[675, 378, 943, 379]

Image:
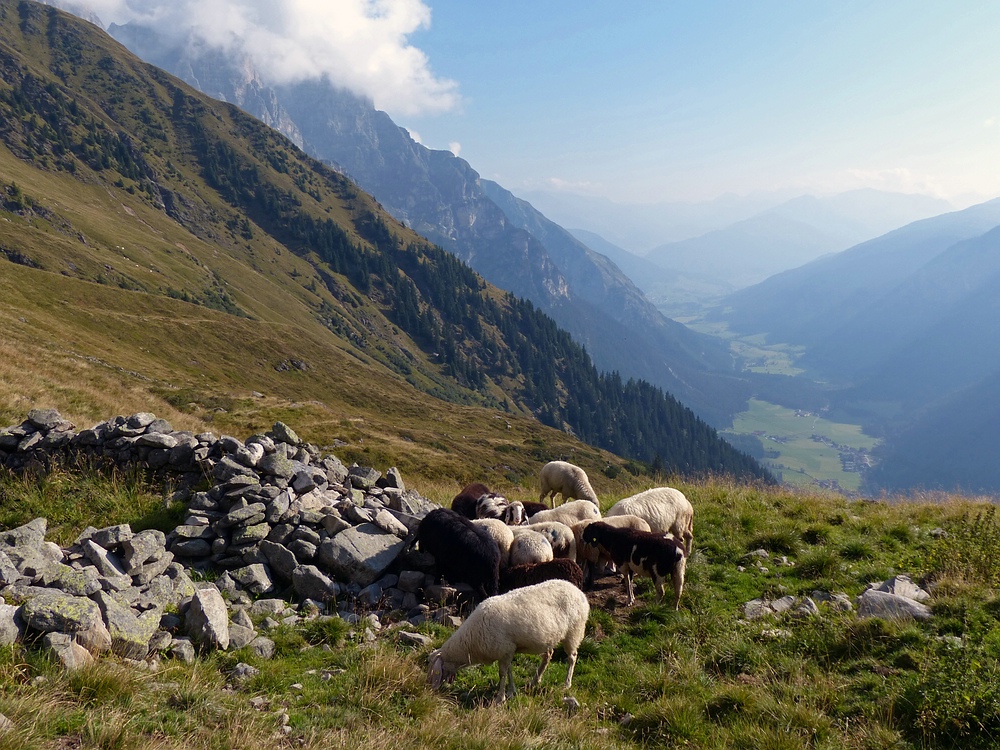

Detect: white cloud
[448, 141, 461, 156]
[51, 0, 459, 117]
[405, 128, 423, 144]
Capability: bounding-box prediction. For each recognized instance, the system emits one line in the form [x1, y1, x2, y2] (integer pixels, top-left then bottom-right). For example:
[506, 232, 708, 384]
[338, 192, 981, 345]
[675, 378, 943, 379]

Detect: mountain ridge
[0, 0, 769, 483]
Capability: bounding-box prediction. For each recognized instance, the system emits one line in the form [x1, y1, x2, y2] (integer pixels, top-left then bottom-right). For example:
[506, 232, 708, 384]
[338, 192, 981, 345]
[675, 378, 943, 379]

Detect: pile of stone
[0, 409, 466, 669]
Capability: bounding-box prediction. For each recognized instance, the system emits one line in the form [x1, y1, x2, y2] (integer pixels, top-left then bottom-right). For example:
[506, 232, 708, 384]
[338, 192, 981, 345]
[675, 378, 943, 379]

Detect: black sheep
[451, 482, 491, 519]
[582, 522, 686, 609]
[417, 508, 501, 600]
[500, 558, 585, 594]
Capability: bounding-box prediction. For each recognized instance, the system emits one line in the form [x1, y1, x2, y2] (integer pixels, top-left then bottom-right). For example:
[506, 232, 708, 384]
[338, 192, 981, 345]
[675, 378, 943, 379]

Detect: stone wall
[0, 409, 460, 668]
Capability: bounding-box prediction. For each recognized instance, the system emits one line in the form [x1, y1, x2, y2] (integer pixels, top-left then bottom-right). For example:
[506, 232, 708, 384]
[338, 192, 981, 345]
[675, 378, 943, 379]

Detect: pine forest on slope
[0, 0, 770, 484]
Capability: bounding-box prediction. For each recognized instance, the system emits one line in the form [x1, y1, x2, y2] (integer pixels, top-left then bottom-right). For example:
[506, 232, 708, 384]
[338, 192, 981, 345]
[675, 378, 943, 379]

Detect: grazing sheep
[472, 518, 515, 568]
[572, 514, 651, 588]
[529, 499, 601, 527]
[452, 483, 518, 524]
[582, 522, 686, 608]
[516, 521, 576, 561]
[416, 508, 501, 600]
[500, 558, 585, 593]
[427, 579, 590, 701]
[507, 530, 554, 567]
[606, 487, 694, 555]
[476, 492, 511, 521]
[539, 461, 599, 507]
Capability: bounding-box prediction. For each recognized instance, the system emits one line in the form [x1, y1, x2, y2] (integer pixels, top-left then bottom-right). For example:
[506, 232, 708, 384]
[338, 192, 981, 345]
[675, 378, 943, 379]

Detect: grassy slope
[0, 468, 998, 749]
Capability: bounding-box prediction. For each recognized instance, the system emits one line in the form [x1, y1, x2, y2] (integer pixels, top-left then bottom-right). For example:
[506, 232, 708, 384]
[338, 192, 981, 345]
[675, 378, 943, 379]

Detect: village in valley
[731, 403, 879, 496]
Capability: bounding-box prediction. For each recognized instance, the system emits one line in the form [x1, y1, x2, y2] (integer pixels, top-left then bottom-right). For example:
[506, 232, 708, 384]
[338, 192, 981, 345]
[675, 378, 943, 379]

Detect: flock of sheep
[418, 460, 695, 702]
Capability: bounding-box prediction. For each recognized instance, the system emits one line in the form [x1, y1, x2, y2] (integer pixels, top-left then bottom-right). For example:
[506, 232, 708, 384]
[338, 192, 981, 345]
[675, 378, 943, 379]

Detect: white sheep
[507, 530, 554, 567]
[514, 521, 576, 561]
[529, 499, 601, 527]
[572, 514, 651, 587]
[427, 579, 590, 701]
[472, 518, 515, 568]
[538, 461, 599, 507]
[605, 487, 694, 555]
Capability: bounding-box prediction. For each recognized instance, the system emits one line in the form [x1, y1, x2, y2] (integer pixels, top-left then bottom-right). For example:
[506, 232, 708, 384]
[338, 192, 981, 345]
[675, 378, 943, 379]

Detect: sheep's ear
[428, 650, 444, 688]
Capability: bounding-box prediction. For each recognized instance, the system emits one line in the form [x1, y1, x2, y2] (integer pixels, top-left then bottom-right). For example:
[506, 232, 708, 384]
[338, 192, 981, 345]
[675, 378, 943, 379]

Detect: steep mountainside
[101, 26, 748, 426]
[0, 0, 769, 482]
[864, 371, 1000, 494]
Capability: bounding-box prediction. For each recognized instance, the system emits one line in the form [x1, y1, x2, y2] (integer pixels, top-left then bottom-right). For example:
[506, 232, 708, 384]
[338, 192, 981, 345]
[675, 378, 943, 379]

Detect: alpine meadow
[0, 3, 998, 749]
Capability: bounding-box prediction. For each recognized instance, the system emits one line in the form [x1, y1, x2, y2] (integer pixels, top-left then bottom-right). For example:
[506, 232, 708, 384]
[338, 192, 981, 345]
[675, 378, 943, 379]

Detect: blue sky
[397, 2, 1000, 205]
[71, 0, 1000, 206]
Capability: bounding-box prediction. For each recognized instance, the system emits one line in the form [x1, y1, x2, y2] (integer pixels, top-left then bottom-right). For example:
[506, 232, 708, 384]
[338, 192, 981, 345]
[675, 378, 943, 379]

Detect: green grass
[0, 471, 995, 748]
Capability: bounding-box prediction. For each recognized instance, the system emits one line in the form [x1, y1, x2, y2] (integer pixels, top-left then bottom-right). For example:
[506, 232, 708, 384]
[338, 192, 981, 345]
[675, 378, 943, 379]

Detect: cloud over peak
[52, 0, 459, 117]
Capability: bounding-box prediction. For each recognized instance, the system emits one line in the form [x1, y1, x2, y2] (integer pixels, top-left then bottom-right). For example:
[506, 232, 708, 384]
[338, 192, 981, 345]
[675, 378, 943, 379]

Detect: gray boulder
[21, 591, 102, 635]
[876, 575, 930, 603]
[187, 587, 230, 650]
[260, 541, 297, 581]
[292, 565, 339, 602]
[44, 632, 94, 670]
[93, 591, 151, 660]
[316, 523, 406, 587]
[857, 589, 932, 621]
[0, 604, 22, 645]
[121, 530, 167, 571]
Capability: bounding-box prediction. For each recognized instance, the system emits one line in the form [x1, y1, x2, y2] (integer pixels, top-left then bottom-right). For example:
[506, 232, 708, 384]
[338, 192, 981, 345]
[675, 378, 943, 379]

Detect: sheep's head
[502, 501, 525, 526]
[427, 649, 456, 689]
[581, 524, 604, 548]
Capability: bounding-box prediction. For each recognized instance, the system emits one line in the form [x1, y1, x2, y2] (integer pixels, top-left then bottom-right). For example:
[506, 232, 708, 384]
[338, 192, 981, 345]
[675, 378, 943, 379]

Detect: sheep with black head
[582, 521, 686, 608]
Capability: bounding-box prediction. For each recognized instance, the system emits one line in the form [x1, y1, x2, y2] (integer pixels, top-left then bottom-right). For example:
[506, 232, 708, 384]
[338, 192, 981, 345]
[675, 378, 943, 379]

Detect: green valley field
[727, 399, 879, 494]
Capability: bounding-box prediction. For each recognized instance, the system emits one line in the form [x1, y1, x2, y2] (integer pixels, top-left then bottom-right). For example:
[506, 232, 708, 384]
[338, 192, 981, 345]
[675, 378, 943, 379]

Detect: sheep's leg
[624, 569, 635, 605]
[655, 576, 666, 604]
[563, 648, 578, 690]
[496, 656, 514, 703]
[673, 567, 685, 610]
[531, 649, 554, 688]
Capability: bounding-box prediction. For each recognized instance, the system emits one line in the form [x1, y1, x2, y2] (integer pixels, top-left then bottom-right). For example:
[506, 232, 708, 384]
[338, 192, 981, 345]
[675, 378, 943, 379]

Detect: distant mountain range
[557, 191, 952, 317]
[519, 189, 799, 252]
[714, 198, 1000, 494]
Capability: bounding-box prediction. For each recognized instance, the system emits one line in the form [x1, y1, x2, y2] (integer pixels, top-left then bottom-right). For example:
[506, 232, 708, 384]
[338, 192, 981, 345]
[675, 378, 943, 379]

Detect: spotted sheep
[581, 521, 687, 609]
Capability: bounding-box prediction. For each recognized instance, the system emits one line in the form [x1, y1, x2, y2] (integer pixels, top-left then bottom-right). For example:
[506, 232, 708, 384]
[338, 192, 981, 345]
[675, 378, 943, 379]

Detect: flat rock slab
[21, 591, 102, 634]
[317, 523, 406, 587]
[857, 589, 932, 621]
